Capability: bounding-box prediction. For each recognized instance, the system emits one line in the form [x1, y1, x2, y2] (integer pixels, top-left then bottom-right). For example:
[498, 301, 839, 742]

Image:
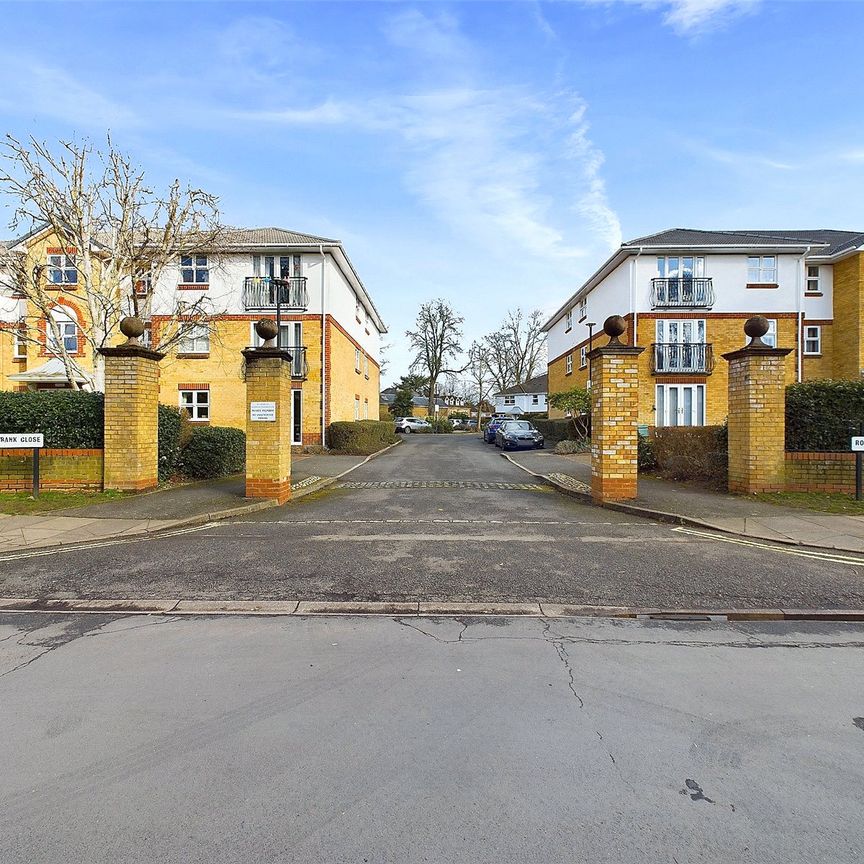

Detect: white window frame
[179, 389, 210, 422]
[578, 298, 587, 321]
[565, 353, 573, 375]
[355, 347, 362, 372]
[178, 324, 210, 354]
[655, 384, 705, 427]
[13, 326, 27, 359]
[531, 394, 540, 405]
[355, 295, 362, 321]
[747, 255, 777, 284]
[48, 308, 79, 354]
[364, 354, 369, 379]
[656, 256, 705, 278]
[804, 325, 821, 355]
[806, 265, 820, 293]
[180, 254, 209, 285]
[363, 398, 369, 419]
[47, 253, 78, 285]
[762, 319, 778, 348]
[579, 346, 587, 369]
[503, 395, 516, 406]
[354, 397, 360, 421]
[565, 309, 573, 331]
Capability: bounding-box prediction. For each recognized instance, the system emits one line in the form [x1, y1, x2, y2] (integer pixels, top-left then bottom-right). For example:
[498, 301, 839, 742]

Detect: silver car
[395, 417, 432, 434]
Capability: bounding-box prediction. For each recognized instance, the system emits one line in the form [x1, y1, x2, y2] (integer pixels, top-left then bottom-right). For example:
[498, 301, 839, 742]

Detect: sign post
[852, 429, 864, 501]
[0, 433, 45, 498]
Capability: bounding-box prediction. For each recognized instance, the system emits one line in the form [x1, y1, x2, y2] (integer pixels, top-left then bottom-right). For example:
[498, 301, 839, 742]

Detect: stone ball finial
[744, 315, 770, 347]
[255, 318, 279, 347]
[603, 314, 627, 346]
[119, 316, 145, 345]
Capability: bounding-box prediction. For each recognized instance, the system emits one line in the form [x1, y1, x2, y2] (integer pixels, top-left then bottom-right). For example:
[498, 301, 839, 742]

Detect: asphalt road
[2, 435, 864, 609]
[1, 611, 862, 863]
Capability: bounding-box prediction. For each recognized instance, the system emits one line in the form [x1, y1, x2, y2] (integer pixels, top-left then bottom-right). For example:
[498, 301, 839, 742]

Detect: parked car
[483, 416, 512, 443]
[394, 417, 432, 434]
[495, 420, 544, 451]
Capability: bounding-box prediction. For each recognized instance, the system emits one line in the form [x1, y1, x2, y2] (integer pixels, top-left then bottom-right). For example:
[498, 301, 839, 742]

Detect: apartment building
[543, 228, 864, 427]
[0, 226, 385, 445]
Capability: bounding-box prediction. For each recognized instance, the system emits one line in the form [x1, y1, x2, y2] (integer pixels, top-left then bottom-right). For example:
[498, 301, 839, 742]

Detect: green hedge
[179, 426, 246, 479]
[647, 426, 727, 482]
[158, 405, 189, 482]
[0, 390, 104, 448]
[786, 380, 864, 452]
[532, 418, 589, 443]
[328, 420, 397, 455]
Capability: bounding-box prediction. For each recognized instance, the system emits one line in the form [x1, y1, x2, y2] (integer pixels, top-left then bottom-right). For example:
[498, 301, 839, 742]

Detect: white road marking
[673, 527, 864, 566]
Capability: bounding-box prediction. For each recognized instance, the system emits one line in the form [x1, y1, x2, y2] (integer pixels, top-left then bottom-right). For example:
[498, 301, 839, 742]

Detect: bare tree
[462, 341, 494, 432]
[483, 308, 547, 392]
[405, 299, 464, 417]
[0, 135, 225, 390]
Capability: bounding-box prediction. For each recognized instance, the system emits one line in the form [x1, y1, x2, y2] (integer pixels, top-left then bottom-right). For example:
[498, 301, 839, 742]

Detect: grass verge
[753, 491, 864, 515]
[0, 490, 127, 515]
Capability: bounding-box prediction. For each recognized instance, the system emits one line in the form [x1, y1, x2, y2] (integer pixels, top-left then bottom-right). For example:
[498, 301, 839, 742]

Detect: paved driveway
[2, 434, 864, 608]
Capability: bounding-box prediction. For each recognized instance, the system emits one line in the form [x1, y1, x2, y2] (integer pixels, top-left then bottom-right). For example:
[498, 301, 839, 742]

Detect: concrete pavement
[507, 447, 864, 553]
[0, 452, 372, 553]
[1, 611, 862, 863]
[3, 435, 864, 610]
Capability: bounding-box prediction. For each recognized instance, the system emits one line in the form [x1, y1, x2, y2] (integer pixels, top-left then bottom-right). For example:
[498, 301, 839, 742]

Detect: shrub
[157, 405, 189, 482]
[786, 380, 864, 451]
[533, 418, 587, 443]
[554, 438, 589, 455]
[179, 426, 246, 479]
[637, 434, 657, 471]
[0, 390, 104, 447]
[428, 417, 453, 434]
[328, 420, 397, 455]
[648, 426, 727, 482]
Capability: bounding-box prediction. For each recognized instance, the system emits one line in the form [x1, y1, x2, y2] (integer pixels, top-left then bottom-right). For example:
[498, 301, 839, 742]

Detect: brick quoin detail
[589, 343, 644, 503]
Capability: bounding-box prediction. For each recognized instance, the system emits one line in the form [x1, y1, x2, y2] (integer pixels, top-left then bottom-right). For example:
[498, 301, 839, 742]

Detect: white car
[394, 417, 432, 434]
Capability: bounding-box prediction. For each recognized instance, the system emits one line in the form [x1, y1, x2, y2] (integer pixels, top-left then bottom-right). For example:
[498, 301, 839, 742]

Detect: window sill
[45, 286, 78, 292]
[565, 371, 573, 376]
[12, 357, 26, 363]
[578, 317, 587, 323]
[565, 327, 572, 333]
[177, 283, 209, 291]
[803, 353, 823, 358]
[805, 292, 824, 297]
[745, 282, 778, 289]
[177, 352, 210, 359]
[187, 419, 211, 425]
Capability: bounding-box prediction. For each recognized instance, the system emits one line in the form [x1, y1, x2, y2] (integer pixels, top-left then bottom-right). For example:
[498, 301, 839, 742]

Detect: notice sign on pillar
[250, 401, 277, 422]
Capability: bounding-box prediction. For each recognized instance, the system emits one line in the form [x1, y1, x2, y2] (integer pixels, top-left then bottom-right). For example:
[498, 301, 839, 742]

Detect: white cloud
[0, 56, 138, 129]
[583, 0, 761, 34]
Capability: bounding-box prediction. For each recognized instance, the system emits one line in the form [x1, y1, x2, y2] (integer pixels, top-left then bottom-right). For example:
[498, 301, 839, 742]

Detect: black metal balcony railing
[282, 345, 308, 379]
[651, 277, 714, 308]
[652, 343, 714, 375]
[243, 275, 308, 310]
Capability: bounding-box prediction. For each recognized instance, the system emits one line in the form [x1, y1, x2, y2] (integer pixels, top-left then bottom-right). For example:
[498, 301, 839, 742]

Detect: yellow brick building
[0, 226, 385, 446]
[544, 228, 864, 428]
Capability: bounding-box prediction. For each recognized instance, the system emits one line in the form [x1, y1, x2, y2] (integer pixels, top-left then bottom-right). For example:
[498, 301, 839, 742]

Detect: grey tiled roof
[222, 227, 340, 246]
[624, 228, 864, 256]
[496, 373, 548, 396]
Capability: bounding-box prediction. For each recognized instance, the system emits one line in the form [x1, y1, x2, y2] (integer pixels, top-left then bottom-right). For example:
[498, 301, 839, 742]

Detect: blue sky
[2, 0, 863, 379]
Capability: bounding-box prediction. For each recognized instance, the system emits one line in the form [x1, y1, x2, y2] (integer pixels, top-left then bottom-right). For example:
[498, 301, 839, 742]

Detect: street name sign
[0, 433, 44, 448]
[852, 437, 864, 452]
[250, 402, 277, 422]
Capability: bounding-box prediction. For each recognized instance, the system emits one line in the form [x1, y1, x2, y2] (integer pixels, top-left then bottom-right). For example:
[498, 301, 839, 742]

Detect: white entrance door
[656, 384, 705, 427]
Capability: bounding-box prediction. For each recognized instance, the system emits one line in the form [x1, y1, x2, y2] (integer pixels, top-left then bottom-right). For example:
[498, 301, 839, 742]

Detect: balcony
[651, 277, 714, 308]
[283, 345, 308, 379]
[652, 343, 714, 375]
[243, 276, 308, 310]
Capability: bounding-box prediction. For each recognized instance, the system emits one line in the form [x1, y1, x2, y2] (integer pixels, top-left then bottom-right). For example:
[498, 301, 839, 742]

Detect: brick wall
[0, 448, 103, 491]
[785, 451, 856, 493]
